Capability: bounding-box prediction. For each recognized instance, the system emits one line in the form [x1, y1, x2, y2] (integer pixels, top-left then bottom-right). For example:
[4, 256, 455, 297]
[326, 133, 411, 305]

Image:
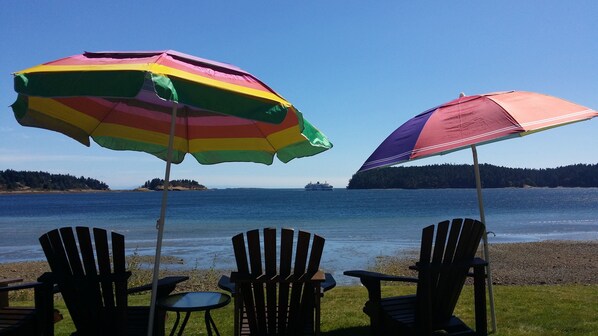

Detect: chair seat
[0, 278, 54, 336]
[380, 297, 476, 336]
[379, 295, 417, 326]
[124, 306, 151, 336]
[237, 305, 316, 336]
[0, 307, 36, 336]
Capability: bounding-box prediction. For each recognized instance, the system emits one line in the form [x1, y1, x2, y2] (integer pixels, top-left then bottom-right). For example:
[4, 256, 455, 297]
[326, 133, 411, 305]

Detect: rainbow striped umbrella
[11, 50, 332, 335]
[12, 50, 331, 164]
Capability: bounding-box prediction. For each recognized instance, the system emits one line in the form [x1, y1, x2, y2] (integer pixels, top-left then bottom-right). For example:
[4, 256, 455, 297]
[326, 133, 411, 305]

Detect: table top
[157, 291, 231, 312]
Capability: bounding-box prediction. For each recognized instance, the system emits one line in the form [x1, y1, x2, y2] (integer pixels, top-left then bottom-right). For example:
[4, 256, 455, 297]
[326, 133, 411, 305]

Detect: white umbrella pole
[147, 104, 178, 336]
[471, 144, 497, 333]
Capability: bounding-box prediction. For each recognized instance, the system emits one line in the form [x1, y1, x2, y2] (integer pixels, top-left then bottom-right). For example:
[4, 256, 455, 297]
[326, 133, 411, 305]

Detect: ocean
[1, 188, 597, 284]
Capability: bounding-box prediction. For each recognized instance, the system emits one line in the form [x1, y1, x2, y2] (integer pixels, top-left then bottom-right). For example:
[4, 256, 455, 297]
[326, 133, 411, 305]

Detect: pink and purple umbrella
[359, 91, 597, 172]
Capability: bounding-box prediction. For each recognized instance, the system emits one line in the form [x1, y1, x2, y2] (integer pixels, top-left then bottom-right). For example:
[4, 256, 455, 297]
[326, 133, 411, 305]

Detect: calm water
[1, 188, 597, 284]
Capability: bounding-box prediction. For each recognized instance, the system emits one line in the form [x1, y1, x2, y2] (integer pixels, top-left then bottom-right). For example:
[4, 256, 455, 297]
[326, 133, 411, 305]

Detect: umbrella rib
[87, 100, 123, 140]
[362, 153, 411, 168]
[255, 122, 279, 155]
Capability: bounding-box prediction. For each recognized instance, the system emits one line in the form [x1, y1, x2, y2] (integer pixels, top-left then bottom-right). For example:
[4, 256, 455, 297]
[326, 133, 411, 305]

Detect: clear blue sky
[1, 1, 597, 189]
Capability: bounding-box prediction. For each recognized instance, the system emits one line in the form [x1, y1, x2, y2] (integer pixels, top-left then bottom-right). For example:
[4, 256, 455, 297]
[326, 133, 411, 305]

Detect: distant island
[138, 178, 207, 191]
[0, 170, 207, 193]
[0, 169, 109, 192]
[347, 163, 598, 189]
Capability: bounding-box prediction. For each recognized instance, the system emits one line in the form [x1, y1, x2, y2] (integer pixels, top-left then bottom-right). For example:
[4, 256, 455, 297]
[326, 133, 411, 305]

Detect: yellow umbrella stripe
[93, 123, 189, 152]
[151, 64, 292, 106]
[188, 126, 308, 152]
[93, 123, 305, 153]
[29, 97, 99, 133]
[189, 138, 276, 152]
[14, 63, 151, 74]
[17, 63, 291, 107]
[264, 124, 308, 147]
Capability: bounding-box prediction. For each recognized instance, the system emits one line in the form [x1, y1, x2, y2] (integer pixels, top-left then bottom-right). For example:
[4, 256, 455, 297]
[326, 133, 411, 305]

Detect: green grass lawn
[13, 284, 598, 335]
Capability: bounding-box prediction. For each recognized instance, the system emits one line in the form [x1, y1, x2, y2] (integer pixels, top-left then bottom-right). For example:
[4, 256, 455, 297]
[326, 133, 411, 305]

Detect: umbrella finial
[459, 92, 466, 98]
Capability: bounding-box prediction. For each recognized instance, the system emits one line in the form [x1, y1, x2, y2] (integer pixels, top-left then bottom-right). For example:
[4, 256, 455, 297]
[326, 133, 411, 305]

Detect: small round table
[157, 291, 231, 336]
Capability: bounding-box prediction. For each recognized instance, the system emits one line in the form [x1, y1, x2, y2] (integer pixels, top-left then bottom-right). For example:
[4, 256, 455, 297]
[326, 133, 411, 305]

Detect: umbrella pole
[147, 104, 178, 336]
[471, 144, 497, 333]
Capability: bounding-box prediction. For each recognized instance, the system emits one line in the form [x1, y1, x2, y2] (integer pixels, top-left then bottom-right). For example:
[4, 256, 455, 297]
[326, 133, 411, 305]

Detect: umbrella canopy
[11, 50, 332, 336]
[357, 90, 597, 333]
[359, 91, 597, 172]
[12, 50, 331, 165]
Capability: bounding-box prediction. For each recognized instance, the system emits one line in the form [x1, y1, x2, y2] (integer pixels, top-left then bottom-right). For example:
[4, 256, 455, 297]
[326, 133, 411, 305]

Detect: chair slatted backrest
[232, 228, 325, 335]
[39, 227, 129, 335]
[416, 218, 485, 331]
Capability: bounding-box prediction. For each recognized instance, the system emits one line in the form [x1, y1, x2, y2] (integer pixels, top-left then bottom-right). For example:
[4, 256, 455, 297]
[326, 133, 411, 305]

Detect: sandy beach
[1, 240, 597, 287]
[487, 240, 598, 285]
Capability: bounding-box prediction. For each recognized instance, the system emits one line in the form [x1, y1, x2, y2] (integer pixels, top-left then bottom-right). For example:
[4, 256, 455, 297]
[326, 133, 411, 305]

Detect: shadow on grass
[322, 326, 369, 336]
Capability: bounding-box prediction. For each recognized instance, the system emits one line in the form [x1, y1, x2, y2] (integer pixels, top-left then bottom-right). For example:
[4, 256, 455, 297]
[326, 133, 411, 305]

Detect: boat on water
[305, 181, 333, 191]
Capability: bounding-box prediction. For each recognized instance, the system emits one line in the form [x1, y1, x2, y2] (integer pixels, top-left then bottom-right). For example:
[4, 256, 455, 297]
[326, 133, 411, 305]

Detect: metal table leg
[169, 311, 191, 336]
[205, 310, 221, 336]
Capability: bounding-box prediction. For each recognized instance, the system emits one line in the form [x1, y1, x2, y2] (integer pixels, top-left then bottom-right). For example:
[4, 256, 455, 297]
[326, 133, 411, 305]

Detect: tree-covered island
[347, 163, 598, 189]
[0, 170, 109, 192]
[139, 178, 207, 191]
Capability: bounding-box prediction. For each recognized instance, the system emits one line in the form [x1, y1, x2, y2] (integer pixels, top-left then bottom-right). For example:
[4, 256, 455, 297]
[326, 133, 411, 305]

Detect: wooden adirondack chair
[39, 227, 188, 336]
[344, 218, 488, 336]
[0, 278, 54, 336]
[218, 228, 336, 336]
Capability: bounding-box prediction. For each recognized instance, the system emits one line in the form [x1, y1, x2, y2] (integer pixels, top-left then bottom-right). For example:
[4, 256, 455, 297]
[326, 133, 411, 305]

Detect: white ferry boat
[304, 181, 333, 191]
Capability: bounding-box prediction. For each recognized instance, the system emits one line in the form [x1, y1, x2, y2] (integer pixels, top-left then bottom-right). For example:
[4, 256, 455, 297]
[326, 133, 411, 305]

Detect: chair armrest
[344, 270, 418, 283]
[0, 281, 44, 292]
[344, 270, 417, 313]
[36, 272, 60, 294]
[464, 258, 488, 277]
[228, 271, 254, 283]
[128, 276, 189, 295]
[0, 278, 23, 286]
[471, 257, 488, 267]
[322, 273, 336, 292]
[218, 275, 235, 294]
[310, 270, 326, 282]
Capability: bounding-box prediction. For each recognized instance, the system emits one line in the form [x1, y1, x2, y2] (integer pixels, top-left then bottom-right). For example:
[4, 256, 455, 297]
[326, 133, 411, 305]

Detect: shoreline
[0, 187, 209, 195]
[2, 240, 597, 286]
